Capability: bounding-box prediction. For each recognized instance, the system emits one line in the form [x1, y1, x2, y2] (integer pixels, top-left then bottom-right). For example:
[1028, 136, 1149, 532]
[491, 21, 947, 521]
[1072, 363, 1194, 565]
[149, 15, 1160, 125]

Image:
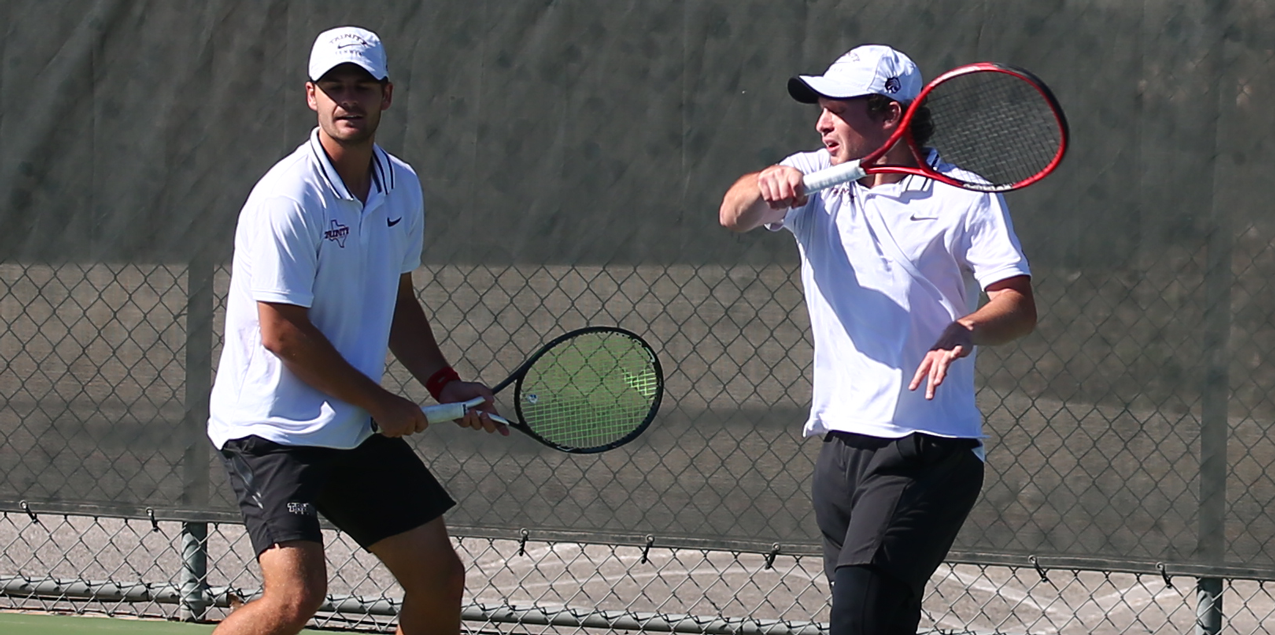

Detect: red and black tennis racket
[802, 62, 1068, 193]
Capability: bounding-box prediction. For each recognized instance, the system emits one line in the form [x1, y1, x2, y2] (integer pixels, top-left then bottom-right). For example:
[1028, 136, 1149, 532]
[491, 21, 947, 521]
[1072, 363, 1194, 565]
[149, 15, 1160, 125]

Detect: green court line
[0, 612, 327, 634]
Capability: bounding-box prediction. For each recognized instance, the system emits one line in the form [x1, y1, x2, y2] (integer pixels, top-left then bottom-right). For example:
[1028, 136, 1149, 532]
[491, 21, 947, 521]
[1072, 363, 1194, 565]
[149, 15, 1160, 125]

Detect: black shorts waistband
[823, 430, 980, 450]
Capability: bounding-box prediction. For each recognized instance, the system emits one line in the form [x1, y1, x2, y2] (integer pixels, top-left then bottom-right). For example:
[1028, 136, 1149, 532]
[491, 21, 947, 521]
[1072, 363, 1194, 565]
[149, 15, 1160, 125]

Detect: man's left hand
[909, 321, 975, 400]
[438, 380, 510, 436]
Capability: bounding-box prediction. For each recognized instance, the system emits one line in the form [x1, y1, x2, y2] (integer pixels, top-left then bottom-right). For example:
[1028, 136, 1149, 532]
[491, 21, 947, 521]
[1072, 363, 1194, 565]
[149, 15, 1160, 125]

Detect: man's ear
[884, 100, 905, 129]
[305, 81, 319, 112]
[381, 81, 394, 111]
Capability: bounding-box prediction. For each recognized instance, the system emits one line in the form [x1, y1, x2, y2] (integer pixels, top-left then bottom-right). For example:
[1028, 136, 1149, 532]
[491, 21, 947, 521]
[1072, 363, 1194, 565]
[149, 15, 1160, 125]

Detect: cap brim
[311, 61, 386, 82]
[787, 77, 821, 103]
[787, 75, 873, 104]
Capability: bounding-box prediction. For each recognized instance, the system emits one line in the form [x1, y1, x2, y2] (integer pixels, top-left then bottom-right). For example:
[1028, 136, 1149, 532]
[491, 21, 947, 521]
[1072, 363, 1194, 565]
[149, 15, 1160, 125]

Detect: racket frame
[493, 325, 665, 454]
[802, 62, 1069, 194]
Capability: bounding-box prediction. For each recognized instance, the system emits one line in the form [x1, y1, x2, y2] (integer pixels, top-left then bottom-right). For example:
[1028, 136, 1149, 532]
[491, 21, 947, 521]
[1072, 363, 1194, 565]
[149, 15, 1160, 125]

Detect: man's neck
[319, 132, 376, 204]
[857, 142, 918, 188]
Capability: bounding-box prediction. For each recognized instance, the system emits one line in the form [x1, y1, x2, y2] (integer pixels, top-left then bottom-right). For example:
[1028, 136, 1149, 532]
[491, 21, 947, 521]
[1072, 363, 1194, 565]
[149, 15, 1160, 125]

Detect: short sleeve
[243, 196, 319, 307]
[401, 179, 425, 274]
[962, 193, 1031, 290]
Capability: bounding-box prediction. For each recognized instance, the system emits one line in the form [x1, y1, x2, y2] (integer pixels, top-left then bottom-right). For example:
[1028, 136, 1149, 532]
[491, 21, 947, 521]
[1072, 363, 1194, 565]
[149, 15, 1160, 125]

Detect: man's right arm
[258, 301, 428, 437]
[719, 165, 808, 232]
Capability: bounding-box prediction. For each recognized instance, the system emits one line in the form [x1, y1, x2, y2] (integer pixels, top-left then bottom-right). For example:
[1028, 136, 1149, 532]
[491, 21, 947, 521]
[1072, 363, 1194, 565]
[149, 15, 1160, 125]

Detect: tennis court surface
[0, 612, 213, 634]
[0, 612, 333, 634]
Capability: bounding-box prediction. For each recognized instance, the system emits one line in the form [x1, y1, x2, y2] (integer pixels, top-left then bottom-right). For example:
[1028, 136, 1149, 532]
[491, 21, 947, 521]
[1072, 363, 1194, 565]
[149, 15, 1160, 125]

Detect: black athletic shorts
[219, 433, 456, 556]
[812, 431, 984, 596]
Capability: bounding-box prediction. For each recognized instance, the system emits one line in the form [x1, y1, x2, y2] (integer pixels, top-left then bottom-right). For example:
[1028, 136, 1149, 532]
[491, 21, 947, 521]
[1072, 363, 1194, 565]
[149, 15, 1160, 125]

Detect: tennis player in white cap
[720, 45, 1036, 634]
[209, 26, 506, 635]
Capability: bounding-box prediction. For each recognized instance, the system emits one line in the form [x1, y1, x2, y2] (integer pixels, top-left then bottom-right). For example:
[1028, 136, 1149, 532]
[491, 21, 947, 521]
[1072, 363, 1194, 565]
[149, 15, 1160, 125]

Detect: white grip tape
[421, 397, 511, 425]
[802, 160, 865, 193]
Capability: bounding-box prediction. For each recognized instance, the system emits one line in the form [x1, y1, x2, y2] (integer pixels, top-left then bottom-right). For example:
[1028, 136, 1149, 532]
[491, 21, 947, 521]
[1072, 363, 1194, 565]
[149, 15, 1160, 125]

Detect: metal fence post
[1195, 577, 1224, 635]
[181, 522, 210, 621]
[1196, 202, 1231, 634]
[180, 254, 215, 621]
[1195, 2, 1234, 632]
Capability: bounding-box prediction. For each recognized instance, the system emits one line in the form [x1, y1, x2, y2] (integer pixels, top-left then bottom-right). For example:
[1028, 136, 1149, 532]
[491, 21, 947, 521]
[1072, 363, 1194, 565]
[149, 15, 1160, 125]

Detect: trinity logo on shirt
[324, 220, 350, 247]
[286, 502, 316, 517]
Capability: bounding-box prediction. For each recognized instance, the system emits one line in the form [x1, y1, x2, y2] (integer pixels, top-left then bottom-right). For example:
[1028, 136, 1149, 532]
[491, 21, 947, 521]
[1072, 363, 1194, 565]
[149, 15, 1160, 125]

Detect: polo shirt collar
[859, 148, 942, 197]
[307, 127, 396, 201]
[898, 148, 941, 193]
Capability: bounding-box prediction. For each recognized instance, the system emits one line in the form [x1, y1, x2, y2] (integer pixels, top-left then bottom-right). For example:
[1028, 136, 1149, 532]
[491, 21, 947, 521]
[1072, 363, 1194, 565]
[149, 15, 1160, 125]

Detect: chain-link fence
[3, 0, 1275, 633]
[3, 513, 1274, 634]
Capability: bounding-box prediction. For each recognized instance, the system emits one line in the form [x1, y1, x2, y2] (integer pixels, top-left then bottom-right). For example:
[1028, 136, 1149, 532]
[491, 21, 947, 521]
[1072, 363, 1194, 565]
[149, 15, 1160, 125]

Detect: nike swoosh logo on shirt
[387, 217, 402, 227]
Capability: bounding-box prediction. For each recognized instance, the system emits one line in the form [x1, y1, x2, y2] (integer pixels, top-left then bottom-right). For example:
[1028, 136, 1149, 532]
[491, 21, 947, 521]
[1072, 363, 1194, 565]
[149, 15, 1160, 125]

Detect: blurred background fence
[2, 0, 1275, 633]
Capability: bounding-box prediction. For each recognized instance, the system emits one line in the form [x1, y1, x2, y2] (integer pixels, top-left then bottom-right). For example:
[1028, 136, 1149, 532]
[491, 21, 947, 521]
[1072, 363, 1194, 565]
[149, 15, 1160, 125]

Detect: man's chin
[323, 126, 375, 146]
[827, 151, 867, 166]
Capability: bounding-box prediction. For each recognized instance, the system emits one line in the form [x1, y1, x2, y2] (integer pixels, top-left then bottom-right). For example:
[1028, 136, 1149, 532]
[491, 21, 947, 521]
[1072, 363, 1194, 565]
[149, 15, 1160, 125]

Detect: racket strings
[518, 331, 659, 450]
[922, 71, 1064, 189]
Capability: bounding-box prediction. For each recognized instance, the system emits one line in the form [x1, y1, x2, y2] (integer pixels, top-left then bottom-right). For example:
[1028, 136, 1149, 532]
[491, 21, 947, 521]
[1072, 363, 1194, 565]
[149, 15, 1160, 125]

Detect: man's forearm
[720, 172, 776, 232]
[958, 281, 1037, 346]
[387, 274, 453, 386]
[259, 302, 393, 412]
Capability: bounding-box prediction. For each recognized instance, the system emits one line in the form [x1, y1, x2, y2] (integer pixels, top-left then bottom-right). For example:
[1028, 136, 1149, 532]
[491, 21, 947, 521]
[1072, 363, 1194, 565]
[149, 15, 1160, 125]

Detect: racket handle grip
[421, 400, 470, 424]
[421, 398, 512, 425]
[802, 160, 865, 193]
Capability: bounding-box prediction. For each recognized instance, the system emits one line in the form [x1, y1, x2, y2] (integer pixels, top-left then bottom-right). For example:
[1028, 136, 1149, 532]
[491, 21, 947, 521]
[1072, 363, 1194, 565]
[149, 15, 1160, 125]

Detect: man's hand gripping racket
[423, 326, 664, 453]
[802, 62, 1069, 194]
[421, 396, 511, 426]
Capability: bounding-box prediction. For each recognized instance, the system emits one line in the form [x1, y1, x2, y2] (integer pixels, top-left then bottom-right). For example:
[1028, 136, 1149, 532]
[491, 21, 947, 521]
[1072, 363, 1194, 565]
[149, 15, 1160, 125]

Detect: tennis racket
[802, 62, 1068, 194]
[420, 326, 664, 453]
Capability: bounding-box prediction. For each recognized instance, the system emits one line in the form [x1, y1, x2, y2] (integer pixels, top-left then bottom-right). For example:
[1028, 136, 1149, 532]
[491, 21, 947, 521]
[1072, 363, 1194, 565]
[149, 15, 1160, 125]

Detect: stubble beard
[321, 114, 378, 148]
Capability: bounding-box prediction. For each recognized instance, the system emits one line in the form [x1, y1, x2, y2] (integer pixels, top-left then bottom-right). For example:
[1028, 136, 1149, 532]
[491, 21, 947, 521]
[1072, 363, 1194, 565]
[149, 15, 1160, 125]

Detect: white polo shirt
[208, 128, 425, 450]
[772, 148, 1030, 441]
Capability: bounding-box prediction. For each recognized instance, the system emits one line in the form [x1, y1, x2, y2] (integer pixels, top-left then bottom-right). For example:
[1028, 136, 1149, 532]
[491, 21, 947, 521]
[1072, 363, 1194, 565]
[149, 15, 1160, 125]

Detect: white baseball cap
[788, 45, 922, 104]
[308, 26, 389, 81]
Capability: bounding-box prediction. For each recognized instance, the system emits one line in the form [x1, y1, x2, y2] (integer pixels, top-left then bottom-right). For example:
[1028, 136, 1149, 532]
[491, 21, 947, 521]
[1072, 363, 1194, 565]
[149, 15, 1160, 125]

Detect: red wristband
[426, 366, 461, 401]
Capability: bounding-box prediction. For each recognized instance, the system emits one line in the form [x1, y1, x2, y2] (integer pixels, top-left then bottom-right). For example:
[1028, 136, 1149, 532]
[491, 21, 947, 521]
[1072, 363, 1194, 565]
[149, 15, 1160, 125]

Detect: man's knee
[261, 578, 327, 628]
[372, 521, 466, 600]
[405, 545, 464, 599]
[257, 543, 329, 628]
[442, 548, 466, 596]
